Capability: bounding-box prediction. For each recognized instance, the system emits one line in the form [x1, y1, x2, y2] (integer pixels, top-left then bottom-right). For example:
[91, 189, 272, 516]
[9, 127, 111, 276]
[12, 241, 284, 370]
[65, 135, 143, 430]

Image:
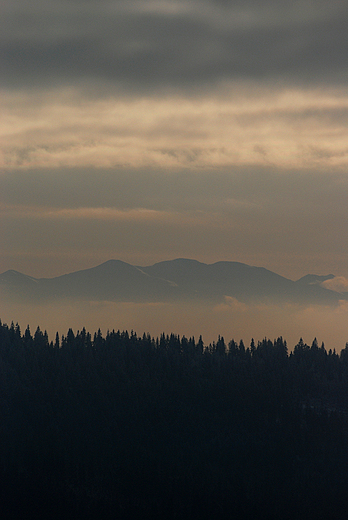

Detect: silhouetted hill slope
[0, 258, 344, 305]
[0, 260, 178, 303]
[0, 269, 38, 286]
[140, 259, 341, 304]
[295, 273, 335, 285]
[0, 269, 40, 300]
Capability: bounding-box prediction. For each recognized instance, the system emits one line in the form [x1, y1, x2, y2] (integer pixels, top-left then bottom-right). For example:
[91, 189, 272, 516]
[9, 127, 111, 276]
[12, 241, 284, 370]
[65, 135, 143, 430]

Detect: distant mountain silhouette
[295, 274, 335, 285]
[0, 259, 344, 305]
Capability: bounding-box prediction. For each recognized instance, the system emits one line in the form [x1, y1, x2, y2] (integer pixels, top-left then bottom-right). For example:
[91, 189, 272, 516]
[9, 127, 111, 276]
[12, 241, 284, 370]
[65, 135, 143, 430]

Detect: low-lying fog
[3, 298, 348, 352]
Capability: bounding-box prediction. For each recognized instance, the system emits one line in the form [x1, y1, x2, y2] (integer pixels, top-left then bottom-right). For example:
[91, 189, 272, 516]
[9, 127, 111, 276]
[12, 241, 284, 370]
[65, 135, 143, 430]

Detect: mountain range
[0, 258, 346, 306]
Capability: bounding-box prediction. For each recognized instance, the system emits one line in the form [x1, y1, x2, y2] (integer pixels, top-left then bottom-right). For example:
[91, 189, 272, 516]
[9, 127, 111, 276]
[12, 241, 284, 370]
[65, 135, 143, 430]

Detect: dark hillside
[1, 321, 348, 519]
[1, 258, 342, 305]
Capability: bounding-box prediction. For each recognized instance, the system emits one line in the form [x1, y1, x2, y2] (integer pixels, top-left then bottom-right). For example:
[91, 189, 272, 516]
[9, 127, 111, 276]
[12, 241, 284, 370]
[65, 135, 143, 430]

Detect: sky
[1, 0, 348, 346]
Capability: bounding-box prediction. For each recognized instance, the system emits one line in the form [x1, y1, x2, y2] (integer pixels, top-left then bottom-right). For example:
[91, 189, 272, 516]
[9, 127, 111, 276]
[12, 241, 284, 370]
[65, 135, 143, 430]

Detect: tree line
[1, 320, 348, 519]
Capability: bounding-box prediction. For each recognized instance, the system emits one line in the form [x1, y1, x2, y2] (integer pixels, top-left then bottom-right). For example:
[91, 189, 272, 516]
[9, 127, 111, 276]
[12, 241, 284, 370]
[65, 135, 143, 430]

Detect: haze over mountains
[0, 258, 345, 306]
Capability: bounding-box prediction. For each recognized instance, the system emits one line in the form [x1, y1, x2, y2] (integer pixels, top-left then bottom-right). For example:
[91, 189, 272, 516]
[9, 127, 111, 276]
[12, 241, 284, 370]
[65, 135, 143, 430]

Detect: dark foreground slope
[0, 258, 343, 305]
[1, 321, 348, 520]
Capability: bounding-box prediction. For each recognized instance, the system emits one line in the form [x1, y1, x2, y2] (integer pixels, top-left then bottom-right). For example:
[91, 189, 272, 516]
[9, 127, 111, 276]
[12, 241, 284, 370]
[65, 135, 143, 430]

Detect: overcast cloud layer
[2, 0, 348, 91]
[1, 0, 348, 344]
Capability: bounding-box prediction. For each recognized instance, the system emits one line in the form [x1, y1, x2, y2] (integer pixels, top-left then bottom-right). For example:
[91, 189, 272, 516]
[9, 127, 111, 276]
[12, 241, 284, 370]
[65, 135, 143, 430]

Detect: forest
[1, 320, 348, 519]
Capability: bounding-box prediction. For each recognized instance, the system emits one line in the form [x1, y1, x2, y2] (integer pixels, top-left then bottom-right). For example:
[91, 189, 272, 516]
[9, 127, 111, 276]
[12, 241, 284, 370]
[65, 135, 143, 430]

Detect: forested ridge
[2, 320, 348, 519]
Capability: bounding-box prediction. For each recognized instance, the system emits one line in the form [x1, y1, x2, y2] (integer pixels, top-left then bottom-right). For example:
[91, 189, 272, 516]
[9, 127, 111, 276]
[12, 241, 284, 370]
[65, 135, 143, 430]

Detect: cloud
[2, 164, 348, 217]
[2, 1, 348, 92]
[322, 276, 348, 293]
[214, 296, 248, 312]
[2, 87, 348, 171]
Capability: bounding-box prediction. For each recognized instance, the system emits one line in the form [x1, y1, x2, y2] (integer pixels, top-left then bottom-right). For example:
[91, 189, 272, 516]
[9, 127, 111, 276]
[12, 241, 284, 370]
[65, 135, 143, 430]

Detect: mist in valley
[3, 297, 348, 352]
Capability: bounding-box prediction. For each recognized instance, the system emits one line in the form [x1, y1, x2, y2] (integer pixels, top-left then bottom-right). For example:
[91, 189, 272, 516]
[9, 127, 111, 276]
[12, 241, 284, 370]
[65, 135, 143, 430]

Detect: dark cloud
[1, 166, 348, 213]
[2, 0, 348, 92]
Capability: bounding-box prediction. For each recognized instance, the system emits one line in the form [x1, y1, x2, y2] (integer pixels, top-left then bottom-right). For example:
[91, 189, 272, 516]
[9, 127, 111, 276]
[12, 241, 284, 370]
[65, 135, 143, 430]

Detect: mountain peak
[296, 274, 335, 285]
[0, 260, 344, 306]
[0, 270, 38, 285]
